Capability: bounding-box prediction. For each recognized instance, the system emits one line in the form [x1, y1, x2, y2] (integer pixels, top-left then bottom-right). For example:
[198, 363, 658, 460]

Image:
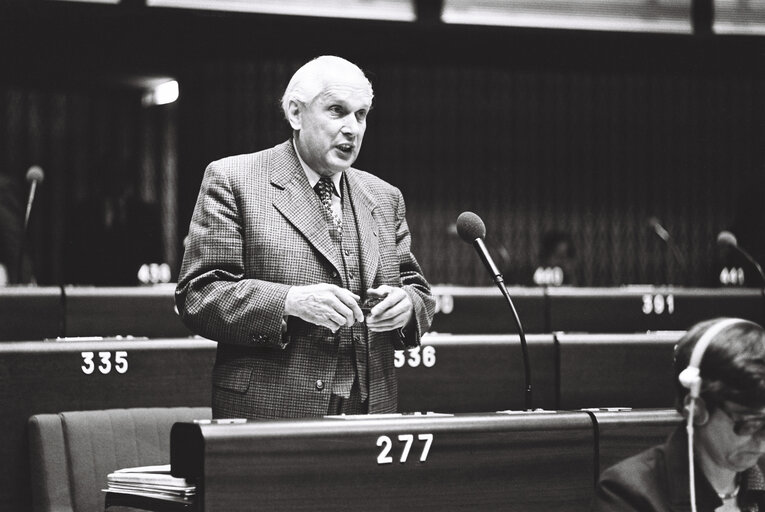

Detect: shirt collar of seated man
[675, 319, 765, 507]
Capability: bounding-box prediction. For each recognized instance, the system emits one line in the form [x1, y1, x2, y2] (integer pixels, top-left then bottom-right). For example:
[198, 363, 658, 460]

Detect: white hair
[280, 55, 373, 119]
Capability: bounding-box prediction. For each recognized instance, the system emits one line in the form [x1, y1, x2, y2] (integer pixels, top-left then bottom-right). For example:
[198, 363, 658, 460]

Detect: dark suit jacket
[176, 140, 434, 418]
[593, 425, 765, 511]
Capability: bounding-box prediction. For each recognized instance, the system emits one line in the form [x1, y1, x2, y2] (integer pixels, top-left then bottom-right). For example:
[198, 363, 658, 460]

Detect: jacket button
[331, 270, 338, 278]
[315, 379, 325, 391]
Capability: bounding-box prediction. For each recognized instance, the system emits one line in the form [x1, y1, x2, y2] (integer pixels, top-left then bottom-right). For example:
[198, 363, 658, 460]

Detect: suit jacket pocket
[213, 361, 254, 394]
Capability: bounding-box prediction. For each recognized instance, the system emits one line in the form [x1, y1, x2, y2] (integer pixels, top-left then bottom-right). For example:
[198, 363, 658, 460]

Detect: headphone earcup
[679, 367, 701, 396]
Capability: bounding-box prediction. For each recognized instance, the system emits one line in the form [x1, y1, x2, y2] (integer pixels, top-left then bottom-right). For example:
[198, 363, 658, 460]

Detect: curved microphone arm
[735, 245, 765, 326]
[738, 245, 765, 286]
[472, 239, 533, 410]
[496, 278, 533, 411]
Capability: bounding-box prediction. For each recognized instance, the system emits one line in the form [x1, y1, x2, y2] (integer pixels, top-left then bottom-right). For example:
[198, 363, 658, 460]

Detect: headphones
[677, 317, 748, 512]
[679, 317, 746, 400]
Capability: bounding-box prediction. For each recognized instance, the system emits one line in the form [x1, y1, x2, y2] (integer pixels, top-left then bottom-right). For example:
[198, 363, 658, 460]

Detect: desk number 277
[377, 433, 434, 464]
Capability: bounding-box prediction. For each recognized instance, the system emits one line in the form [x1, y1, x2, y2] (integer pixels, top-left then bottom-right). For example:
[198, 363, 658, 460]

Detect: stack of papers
[103, 464, 196, 504]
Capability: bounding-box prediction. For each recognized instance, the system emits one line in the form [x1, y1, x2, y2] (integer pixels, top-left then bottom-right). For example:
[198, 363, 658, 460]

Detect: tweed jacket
[176, 140, 435, 419]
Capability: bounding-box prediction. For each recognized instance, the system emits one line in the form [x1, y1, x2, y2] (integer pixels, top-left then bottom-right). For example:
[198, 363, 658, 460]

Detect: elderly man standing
[176, 56, 434, 419]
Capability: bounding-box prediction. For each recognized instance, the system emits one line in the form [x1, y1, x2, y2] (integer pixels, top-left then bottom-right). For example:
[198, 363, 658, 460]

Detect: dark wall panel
[2, 6, 764, 288]
[177, 53, 765, 287]
[0, 85, 175, 286]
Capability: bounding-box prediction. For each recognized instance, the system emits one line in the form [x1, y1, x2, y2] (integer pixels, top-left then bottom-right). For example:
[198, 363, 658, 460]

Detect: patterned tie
[314, 176, 342, 234]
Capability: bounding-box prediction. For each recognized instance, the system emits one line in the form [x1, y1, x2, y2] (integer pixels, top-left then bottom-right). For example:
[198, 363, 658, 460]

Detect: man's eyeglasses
[719, 403, 765, 436]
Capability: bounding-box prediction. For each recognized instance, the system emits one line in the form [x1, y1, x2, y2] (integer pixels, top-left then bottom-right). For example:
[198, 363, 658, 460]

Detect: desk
[591, 408, 681, 475]
[64, 285, 192, 338]
[1, 285, 760, 340]
[547, 286, 764, 333]
[396, 334, 556, 412]
[429, 286, 546, 334]
[170, 411, 595, 511]
[159, 410, 682, 511]
[556, 332, 684, 409]
[0, 338, 216, 512]
[0, 286, 62, 340]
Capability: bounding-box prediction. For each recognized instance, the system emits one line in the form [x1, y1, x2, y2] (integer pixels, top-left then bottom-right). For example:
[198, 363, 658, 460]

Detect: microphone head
[717, 231, 738, 248]
[648, 217, 670, 241]
[456, 211, 486, 243]
[26, 166, 44, 184]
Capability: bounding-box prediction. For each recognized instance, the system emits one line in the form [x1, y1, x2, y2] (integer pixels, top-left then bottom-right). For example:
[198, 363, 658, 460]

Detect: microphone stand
[726, 242, 765, 325]
[668, 241, 688, 286]
[739, 247, 765, 327]
[473, 238, 533, 411]
[498, 279, 533, 411]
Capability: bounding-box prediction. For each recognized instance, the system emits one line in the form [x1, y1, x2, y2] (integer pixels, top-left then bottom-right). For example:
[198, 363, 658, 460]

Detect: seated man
[593, 318, 765, 511]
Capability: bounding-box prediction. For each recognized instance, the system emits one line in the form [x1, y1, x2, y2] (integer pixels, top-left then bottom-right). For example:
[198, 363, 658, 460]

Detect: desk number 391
[81, 351, 128, 375]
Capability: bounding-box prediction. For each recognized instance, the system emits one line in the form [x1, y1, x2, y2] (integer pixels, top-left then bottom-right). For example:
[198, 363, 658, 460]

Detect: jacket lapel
[270, 141, 342, 274]
[346, 170, 380, 291]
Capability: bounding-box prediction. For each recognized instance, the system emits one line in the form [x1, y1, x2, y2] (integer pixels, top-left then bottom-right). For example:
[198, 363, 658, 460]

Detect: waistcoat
[327, 174, 369, 401]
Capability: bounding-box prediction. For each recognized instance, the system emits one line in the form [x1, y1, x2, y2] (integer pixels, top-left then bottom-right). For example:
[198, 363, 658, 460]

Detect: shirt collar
[292, 138, 342, 197]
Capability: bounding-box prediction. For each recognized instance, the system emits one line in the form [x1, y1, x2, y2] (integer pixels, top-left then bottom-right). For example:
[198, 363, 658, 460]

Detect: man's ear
[287, 100, 302, 130]
[683, 394, 710, 426]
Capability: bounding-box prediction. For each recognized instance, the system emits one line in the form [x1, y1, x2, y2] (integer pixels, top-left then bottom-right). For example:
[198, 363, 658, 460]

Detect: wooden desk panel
[64, 285, 193, 338]
[171, 412, 595, 512]
[4, 285, 761, 340]
[0, 286, 62, 341]
[397, 334, 557, 412]
[557, 332, 684, 410]
[429, 286, 546, 334]
[548, 287, 764, 333]
[591, 408, 681, 475]
[0, 338, 216, 512]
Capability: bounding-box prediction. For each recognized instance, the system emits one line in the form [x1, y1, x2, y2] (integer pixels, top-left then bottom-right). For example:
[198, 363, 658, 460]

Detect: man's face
[292, 78, 372, 177]
[698, 401, 765, 472]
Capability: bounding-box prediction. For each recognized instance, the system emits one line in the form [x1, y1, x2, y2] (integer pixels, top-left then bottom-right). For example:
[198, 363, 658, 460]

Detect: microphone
[648, 217, 670, 242]
[456, 212, 502, 282]
[717, 230, 765, 285]
[648, 217, 687, 283]
[24, 166, 44, 230]
[456, 211, 533, 410]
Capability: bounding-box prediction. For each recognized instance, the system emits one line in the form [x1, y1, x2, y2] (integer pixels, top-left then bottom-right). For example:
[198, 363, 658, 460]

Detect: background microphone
[717, 230, 765, 285]
[456, 211, 533, 410]
[25, 166, 44, 230]
[648, 216, 687, 283]
[648, 217, 670, 242]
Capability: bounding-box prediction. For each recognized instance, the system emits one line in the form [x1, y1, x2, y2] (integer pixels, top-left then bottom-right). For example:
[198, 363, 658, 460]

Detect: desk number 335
[80, 351, 128, 375]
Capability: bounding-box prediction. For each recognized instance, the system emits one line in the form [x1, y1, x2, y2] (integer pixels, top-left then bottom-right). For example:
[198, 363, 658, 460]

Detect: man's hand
[284, 283, 364, 332]
[365, 285, 413, 332]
